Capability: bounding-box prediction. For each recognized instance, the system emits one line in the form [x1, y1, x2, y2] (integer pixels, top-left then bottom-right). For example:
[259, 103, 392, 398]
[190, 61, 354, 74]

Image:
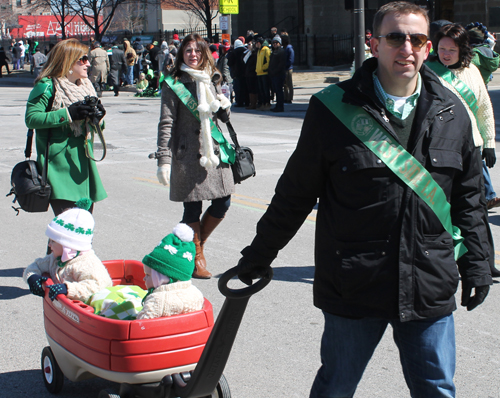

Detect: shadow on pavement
[0, 369, 121, 398]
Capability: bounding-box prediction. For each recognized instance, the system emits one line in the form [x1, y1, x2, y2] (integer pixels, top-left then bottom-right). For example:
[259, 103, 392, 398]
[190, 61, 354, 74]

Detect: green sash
[426, 60, 486, 136]
[314, 84, 467, 260]
[164, 75, 235, 164]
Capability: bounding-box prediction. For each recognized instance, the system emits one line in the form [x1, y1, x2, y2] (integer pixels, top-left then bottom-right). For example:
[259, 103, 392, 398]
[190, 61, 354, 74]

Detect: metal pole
[354, 0, 365, 70]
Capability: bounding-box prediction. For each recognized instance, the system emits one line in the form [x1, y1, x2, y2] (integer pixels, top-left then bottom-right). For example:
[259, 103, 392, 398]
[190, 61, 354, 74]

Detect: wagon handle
[218, 265, 273, 298]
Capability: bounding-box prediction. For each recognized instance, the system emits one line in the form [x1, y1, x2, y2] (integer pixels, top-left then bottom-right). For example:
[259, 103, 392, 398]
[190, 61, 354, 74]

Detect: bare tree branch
[162, 0, 219, 39]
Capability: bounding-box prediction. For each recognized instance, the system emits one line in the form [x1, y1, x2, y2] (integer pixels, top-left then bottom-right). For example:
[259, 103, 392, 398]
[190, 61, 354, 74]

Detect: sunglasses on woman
[78, 55, 89, 63]
[377, 32, 428, 49]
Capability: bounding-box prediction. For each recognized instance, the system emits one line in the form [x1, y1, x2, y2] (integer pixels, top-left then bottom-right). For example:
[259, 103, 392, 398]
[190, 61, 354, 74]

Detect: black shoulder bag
[225, 121, 256, 184]
[7, 129, 52, 215]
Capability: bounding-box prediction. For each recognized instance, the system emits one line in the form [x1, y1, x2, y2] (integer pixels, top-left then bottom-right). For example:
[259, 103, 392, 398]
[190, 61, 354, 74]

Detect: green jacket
[471, 45, 500, 85]
[25, 77, 107, 203]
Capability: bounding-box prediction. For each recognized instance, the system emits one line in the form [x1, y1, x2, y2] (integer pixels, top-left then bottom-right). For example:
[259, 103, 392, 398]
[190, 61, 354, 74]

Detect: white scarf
[52, 77, 97, 137]
[180, 63, 231, 169]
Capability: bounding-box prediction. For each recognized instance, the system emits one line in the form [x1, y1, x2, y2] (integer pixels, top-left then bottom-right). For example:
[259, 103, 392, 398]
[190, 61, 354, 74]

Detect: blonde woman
[25, 38, 107, 216]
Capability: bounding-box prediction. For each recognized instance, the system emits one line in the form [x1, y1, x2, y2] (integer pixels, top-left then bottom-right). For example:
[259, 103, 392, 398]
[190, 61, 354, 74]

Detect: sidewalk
[0, 65, 352, 88]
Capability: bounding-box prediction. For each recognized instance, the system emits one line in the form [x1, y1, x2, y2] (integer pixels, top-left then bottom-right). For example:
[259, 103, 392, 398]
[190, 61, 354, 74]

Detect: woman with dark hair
[154, 34, 234, 279]
[427, 23, 500, 277]
[25, 38, 107, 216]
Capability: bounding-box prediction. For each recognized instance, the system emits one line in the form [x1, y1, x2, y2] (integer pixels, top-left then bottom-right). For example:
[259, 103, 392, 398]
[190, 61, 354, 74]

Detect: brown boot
[245, 93, 257, 110]
[200, 212, 225, 248]
[186, 221, 212, 279]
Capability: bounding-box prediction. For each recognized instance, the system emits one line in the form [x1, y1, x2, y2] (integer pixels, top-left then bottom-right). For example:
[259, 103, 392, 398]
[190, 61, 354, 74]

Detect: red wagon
[40, 260, 270, 398]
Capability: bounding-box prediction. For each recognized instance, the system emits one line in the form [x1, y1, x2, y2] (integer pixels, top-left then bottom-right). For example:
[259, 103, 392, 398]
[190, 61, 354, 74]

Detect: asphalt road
[1, 72, 500, 398]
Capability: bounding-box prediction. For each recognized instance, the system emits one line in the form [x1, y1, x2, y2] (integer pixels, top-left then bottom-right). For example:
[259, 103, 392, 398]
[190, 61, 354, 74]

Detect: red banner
[17, 15, 101, 39]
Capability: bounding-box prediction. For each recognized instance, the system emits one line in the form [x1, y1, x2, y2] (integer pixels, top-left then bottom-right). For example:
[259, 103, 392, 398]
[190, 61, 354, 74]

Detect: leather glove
[27, 274, 48, 297]
[157, 164, 171, 186]
[48, 283, 68, 301]
[96, 100, 106, 121]
[236, 257, 273, 286]
[461, 282, 490, 311]
[482, 148, 496, 168]
[68, 101, 93, 121]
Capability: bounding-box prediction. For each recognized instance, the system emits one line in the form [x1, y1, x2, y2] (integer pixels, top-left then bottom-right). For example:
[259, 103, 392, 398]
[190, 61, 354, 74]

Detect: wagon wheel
[41, 346, 64, 394]
[205, 374, 231, 398]
[98, 388, 120, 398]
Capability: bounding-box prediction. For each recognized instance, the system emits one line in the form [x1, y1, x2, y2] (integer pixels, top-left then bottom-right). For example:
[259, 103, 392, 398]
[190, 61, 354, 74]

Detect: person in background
[132, 37, 144, 80]
[123, 39, 137, 85]
[149, 41, 161, 73]
[153, 34, 234, 280]
[209, 44, 219, 60]
[244, 36, 259, 109]
[427, 24, 500, 279]
[282, 34, 294, 104]
[12, 42, 21, 70]
[0, 46, 11, 77]
[31, 46, 47, 78]
[25, 39, 107, 216]
[236, 2, 492, 396]
[365, 29, 372, 47]
[268, 35, 286, 112]
[216, 40, 233, 100]
[255, 35, 271, 110]
[88, 41, 109, 97]
[109, 41, 127, 96]
[227, 38, 248, 107]
[467, 25, 499, 86]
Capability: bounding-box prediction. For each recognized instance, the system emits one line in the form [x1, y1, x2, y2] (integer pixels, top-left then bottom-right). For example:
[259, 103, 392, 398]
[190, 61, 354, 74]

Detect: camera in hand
[82, 95, 104, 124]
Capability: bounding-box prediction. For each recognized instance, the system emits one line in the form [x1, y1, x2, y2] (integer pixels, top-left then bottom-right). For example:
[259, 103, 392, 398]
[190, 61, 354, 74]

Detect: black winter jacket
[242, 57, 492, 321]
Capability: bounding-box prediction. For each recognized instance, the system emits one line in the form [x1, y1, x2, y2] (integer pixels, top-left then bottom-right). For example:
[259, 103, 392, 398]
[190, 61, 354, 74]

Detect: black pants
[0, 60, 10, 77]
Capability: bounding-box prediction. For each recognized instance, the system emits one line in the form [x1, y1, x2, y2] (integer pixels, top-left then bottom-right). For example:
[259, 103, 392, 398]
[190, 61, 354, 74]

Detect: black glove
[96, 100, 106, 121]
[216, 107, 229, 123]
[461, 282, 490, 311]
[48, 283, 68, 301]
[27, 274, 48, 297]
[68, 101, 93, 121]
[236, 257, 273, 286]
[482, 148, 496, 168]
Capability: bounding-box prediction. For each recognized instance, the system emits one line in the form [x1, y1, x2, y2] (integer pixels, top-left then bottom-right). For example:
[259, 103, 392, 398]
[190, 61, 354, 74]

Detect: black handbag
[226, 121, 256, 184]
[7, 129, 52, 215]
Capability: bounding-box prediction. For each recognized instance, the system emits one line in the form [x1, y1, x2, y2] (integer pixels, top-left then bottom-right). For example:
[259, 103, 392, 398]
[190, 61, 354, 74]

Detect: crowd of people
[14, 1, 500, 395]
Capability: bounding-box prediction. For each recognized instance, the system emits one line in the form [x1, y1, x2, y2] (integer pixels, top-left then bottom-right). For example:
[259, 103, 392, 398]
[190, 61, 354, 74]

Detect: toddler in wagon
[23, 198, 112, 302]
[136, 223, 204, 320]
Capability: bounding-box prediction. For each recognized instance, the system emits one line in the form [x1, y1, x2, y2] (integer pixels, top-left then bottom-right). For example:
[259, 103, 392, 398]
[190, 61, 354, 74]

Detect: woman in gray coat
[155, 34, 234, 279]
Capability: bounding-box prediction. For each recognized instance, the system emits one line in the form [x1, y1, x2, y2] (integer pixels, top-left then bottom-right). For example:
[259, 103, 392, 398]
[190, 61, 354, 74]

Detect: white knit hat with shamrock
[45, 198, 94, 251]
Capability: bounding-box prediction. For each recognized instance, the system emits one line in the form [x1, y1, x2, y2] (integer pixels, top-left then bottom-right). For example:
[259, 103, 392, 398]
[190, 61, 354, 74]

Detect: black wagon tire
[98, 388, 121, 398]
[41, 346, 64, 394]
[208, 374, 231, 398]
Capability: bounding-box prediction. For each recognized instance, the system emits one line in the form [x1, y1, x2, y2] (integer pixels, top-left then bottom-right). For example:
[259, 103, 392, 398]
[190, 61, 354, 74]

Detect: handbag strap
[226, 121, 242, 150]
[24, 129, 34, 159]
[84, 122, 107, 162]
[41, 130, 51, 188]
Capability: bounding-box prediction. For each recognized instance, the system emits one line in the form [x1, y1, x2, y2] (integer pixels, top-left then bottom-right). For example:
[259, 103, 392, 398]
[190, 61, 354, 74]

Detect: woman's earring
[69, 70, 73, 75]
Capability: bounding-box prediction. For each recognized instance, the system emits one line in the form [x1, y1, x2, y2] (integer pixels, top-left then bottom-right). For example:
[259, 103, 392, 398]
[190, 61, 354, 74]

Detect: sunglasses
[377, 32, 428, 48]
[78, 55, 89, 63]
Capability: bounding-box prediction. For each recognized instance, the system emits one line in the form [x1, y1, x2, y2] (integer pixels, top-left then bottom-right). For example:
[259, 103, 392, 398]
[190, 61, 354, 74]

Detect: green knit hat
[142, 223, 196, 281]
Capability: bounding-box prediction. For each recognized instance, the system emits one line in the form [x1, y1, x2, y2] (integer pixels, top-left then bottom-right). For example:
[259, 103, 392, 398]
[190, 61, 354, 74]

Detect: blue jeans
[271, 74, 286, 110]
[483, 161, 496, 201]
[309, 312, 456, 398]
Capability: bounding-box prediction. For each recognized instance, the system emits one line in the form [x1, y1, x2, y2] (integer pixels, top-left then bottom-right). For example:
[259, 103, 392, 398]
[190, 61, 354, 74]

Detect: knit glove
[236, 257, 273, 286]
[482, 148, 496, 168]
[48, 283, 68, 301]
[27, 274, 48, 297]
[157, 164, 171, 186]
[68, 101, 93, 121]
[461, 281, 490, 311]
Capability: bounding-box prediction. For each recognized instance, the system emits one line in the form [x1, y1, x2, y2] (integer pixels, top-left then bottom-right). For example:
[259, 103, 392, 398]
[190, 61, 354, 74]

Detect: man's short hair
[373, 1, 430, 37]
